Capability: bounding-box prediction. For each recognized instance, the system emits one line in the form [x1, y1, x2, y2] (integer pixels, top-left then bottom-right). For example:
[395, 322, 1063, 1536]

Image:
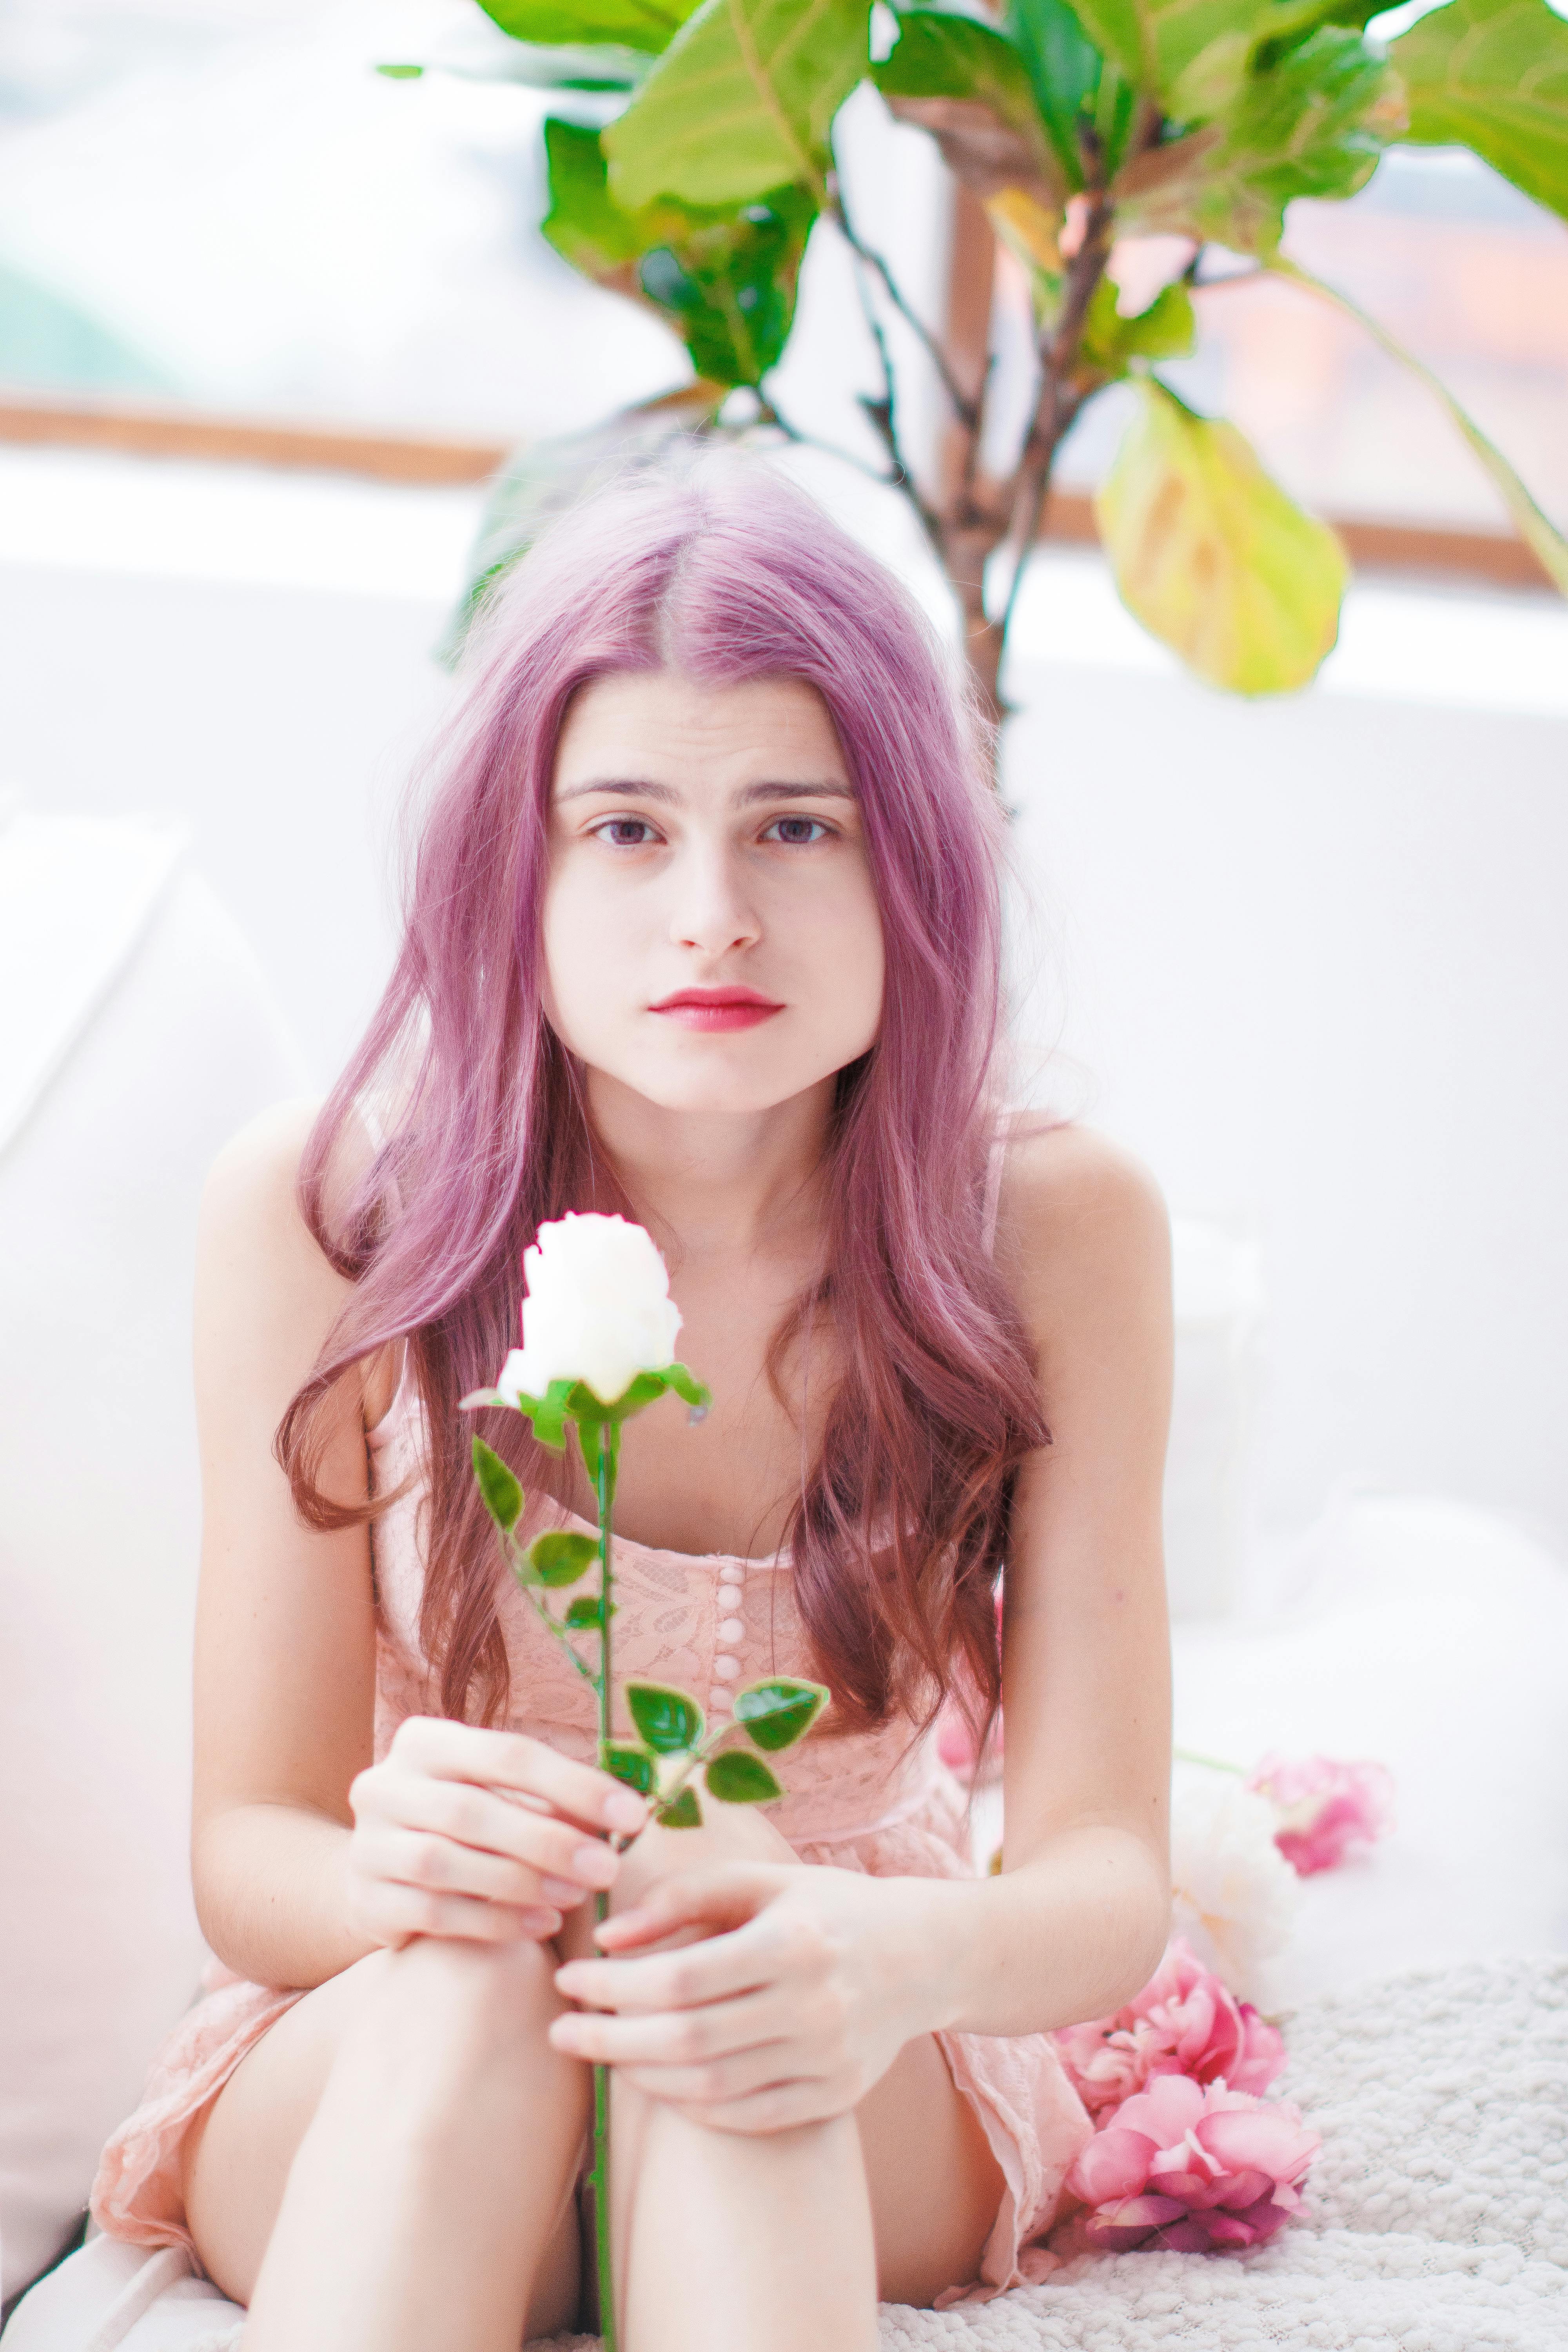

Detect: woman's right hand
[347, 1716, 650, 1947]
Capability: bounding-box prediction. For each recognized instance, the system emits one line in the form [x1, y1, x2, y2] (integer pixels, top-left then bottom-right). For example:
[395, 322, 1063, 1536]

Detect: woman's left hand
[548, 1862, 948, 2134]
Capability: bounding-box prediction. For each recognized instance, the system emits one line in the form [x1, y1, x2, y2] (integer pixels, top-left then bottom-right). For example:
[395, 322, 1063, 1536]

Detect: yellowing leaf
[1096, 377, 1347, 694]
[604, 0, 867, 209]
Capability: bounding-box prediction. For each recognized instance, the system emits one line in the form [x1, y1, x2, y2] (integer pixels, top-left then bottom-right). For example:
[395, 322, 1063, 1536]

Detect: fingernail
[519, 1907, 562, 1935]
[575, 1842, 619, 1888]
[541, 1877, 584, 1906]
[605, 1790, 648, 1832]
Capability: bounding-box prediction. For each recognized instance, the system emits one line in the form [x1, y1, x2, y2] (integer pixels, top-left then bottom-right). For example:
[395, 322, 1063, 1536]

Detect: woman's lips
[648, 989, 784, 1033]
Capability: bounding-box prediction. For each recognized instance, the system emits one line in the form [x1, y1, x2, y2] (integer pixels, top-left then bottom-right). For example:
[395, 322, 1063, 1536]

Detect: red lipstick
[648, 986, 784, 1033]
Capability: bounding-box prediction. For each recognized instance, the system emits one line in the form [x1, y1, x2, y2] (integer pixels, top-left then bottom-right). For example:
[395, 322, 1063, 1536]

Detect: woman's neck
[582, 1067, 836, 1270]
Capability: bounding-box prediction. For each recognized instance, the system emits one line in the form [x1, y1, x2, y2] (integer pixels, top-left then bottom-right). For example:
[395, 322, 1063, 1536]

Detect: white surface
[2, 445, 1566, 1554]
[0, 827, 307, 2305]
[13, 1959, 1566, 2348]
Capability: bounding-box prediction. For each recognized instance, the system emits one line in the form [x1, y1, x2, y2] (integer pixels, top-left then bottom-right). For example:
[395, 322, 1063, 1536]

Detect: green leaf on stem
[733, 1677, 829, 1752]
[1058, 0, 1276, 103]
[530, 1378, 578, 1452]
[604, 1742, 657, 1794]
[875, 8, 1067, 207]
[705, 1748, 784, 1802]
[1390, 0, 1568, 223]
[603, 0, 868, 209]
[565, 1593, 617, 1627]
[1094, 375, 1348, 694]
[626, 1681, 706, 1753]
[529, 1529, 600, 1586]
[655, 1785, 703, 1826]
[1114, 28, 1400, 253]
[472, 1437, 524, 1533]
[477, 0, 699, 57]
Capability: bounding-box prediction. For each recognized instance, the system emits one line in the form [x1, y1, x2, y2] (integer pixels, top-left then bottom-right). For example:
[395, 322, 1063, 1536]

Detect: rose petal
[1067, 2125, 1156, 2205]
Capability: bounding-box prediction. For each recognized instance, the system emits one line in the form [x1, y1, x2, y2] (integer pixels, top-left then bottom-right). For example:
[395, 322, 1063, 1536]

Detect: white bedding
[9, 1954, 1564, 2352]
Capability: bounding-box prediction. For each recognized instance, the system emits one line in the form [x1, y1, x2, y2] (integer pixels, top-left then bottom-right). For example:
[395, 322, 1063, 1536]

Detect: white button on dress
[713, 1654, 740, 1681]
[718, 1615, 745, 1644]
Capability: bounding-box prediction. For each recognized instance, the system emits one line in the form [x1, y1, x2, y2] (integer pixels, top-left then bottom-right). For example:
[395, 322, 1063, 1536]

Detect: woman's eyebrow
[555, 777, 855, 805]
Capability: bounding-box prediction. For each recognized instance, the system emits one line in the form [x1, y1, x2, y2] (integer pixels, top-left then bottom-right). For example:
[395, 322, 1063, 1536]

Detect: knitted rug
[7, 1956, 1564, 2352]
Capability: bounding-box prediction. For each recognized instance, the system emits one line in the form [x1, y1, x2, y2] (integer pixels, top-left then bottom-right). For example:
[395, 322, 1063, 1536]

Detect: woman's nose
[668, 844, 761, 956]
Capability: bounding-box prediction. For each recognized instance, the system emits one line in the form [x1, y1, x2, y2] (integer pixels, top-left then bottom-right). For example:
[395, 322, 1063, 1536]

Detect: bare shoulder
[198, 1099, 352, 1368]
[994, 1120, 1171, 1346]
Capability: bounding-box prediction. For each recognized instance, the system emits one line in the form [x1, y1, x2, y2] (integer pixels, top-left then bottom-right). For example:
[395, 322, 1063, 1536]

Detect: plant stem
[592, 1419, 620, 2352]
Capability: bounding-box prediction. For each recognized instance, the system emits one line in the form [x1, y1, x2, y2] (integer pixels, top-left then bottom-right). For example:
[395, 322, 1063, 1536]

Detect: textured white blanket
[7, 1956, 1564, 2352]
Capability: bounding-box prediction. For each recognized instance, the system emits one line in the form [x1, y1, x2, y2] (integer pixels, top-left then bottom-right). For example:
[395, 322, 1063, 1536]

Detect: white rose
[1169, 1774, 1300, 2000]
[495, 1212, 683, 1408]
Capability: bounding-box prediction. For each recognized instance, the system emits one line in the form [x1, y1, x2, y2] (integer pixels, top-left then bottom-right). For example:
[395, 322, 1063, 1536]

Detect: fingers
[367, 1880, 563, 1946]
[387, 1779, 623, 1903]
[590, 1862, 789, 1955]
[560, 1887, 813, 2015]
[548, 1987, 796, 2069]
[389, 1717, 649, 1837]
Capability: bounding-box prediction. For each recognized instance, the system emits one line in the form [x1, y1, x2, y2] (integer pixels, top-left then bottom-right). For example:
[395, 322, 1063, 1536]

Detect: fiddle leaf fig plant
[388, 0, 1568, 719]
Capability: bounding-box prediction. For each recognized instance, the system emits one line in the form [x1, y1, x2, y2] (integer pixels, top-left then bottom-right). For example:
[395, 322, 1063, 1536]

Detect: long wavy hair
[278, 451, 1046, 1755]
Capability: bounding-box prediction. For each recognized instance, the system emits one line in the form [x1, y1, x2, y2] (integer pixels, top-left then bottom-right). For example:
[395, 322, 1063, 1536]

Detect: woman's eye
[763, 816, 829, 846]
[593, 818, 660, 847]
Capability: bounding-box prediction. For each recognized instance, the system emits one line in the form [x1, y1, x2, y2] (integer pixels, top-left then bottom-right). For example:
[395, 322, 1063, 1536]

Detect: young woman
[91, 455, 1173, 2351]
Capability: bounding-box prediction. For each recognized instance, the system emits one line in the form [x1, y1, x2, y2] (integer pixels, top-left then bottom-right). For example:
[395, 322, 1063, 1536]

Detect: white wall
[3, 445, 1565, 1553]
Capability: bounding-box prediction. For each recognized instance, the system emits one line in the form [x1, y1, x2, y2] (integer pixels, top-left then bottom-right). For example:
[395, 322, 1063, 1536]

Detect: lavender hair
[278, 451, 1046, 1753]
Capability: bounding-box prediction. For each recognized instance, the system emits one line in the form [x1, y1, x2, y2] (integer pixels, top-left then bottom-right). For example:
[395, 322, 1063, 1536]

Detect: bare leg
[185, 1935, 590, 2350]
[568, 1808, 1004, 2350]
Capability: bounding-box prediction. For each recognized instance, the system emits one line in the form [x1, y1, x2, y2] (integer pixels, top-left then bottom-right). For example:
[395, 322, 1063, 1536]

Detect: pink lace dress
[91, 1387, 1091, 2310]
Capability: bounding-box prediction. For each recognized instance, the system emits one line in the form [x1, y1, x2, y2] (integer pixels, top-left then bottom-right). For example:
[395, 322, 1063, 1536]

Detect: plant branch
[501, 1539, 599, 1685]
[753, 393, 901, 490]
[831, 177, 981, 431]
[842, 248, 947, 560]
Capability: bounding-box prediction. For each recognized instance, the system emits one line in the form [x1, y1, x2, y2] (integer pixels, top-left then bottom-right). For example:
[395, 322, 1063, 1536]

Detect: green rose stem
[590, 1414, 619, 2349]
[463, 1359, 828, 2352]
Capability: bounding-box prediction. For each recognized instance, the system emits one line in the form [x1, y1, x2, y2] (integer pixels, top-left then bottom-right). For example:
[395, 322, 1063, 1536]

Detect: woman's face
[542, 669, 884, 1116]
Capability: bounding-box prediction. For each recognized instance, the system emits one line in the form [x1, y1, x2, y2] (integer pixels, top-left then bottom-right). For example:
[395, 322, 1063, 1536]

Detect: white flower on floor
[1170, 1776, 1300, 1999]
[496, 1212, 683, 1408]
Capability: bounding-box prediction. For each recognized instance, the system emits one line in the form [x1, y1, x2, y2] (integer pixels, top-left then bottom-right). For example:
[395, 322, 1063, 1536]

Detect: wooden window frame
[0, 387, 1554, 597]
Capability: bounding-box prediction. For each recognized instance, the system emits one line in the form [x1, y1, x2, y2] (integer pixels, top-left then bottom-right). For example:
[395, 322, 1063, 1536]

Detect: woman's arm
[190, 1098, 385, 1989]
[925, 1119, 1174, 2033]
[191, 1104, 653, 1993]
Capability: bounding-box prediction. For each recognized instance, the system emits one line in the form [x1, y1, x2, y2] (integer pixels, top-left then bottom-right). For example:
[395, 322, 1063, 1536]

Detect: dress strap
[980, 1110, 1009, 1261]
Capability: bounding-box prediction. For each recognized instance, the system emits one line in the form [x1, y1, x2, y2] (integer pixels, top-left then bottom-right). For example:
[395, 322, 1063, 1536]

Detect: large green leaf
[874, 9, 1065, 205]
[1114, 26, 1399, 250]
[603, 0, 869, 208]
[1058, 0, 1278, 101]
[544, 120, 814, 383]
[1390, 0, 1568, 222]
[1004, 0, 1111, 186]
[478, 0, 698, 56]
[1095, 376, 1348, 694]
[1080, 272, 1196, 372]
[1274, 259, 1568, 592]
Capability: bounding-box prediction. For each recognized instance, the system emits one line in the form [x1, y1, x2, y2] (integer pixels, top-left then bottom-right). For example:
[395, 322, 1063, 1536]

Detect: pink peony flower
[1053, 1939, 1284, 2117]
[1245, 1753, 1396, 1877]
[1054, 2073, 1319, 2255]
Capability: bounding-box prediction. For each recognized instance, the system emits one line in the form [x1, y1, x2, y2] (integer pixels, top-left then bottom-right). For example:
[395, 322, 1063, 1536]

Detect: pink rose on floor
[1053, 1938, 1285, 2116]
[1246, 1754, 1396, 1877]
[1055, 2074, 1319, 2255]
